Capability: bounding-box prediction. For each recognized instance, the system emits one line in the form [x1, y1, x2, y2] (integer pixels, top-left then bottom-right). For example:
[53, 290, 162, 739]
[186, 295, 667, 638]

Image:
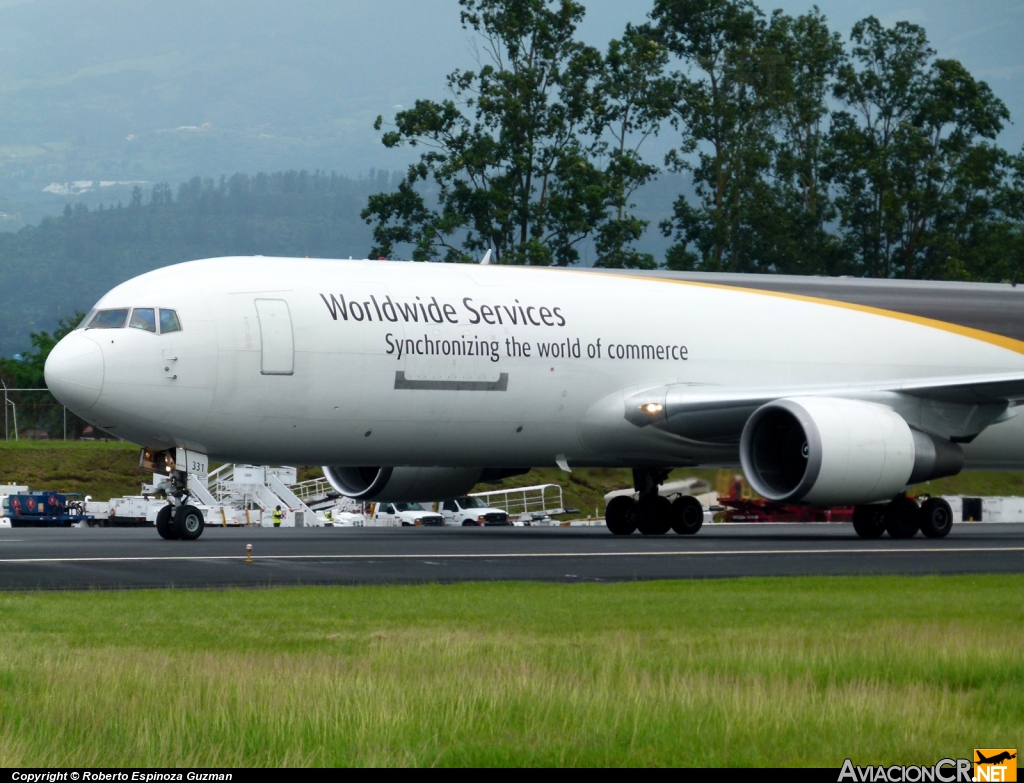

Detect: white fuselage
[44, 257, 1024, 470]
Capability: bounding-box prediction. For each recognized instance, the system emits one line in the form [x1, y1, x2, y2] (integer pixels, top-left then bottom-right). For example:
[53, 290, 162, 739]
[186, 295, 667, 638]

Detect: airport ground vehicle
[372, 501, 445, 526]
[441, 496, 510, 526]
[2, 491, 88, 527]
[91, 496, 170, 526]
[45, 257, 1024, 540]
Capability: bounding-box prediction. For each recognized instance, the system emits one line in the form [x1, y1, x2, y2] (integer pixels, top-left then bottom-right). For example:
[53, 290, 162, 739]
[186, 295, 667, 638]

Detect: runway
[1, 522, 1023, 589]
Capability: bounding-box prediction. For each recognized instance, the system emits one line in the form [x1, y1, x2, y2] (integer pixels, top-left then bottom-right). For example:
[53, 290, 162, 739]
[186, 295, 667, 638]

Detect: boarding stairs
[291, 476, 336, 505]
[206, 464, 316, 525]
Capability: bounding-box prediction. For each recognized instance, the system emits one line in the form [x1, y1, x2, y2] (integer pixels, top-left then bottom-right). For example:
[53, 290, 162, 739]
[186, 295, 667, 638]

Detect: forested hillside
[0, 167, 685, 359]
[0, 170, 396, 357]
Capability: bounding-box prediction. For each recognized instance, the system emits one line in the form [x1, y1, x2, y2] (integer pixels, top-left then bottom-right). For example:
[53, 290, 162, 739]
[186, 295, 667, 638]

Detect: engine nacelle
[322, 466, 526, 503]
[739, 397, 963, 505]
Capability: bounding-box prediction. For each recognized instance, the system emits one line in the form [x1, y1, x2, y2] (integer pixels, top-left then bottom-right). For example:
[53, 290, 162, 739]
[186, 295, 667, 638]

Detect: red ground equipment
[715, 474, 853, 523]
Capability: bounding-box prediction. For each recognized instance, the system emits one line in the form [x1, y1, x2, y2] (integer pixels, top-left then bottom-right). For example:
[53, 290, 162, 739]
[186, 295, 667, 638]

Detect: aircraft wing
[897, 372, 1024, 404]
[624, 372, 1024, 443]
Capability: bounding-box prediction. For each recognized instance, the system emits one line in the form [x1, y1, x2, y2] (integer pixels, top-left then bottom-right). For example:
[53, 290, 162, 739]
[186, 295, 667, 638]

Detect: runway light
[639, 402, 664, 416]
[245, 544, 253, 564]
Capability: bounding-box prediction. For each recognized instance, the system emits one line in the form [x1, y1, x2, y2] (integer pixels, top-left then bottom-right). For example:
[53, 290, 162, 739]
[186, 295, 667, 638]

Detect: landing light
[639, 402, 664, 416]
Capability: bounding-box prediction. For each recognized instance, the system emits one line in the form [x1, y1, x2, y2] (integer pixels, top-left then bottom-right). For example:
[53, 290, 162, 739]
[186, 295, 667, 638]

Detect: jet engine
[322, 466, 527, 503]
[739, 397, 964, 505]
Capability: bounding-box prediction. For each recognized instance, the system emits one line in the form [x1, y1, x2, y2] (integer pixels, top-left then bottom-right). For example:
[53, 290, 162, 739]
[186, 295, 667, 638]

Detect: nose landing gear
[605, 468, 705, 536]
[143, 448, 208, 541]
[155, 505, 179, 540]
[154, 468, 205, 541]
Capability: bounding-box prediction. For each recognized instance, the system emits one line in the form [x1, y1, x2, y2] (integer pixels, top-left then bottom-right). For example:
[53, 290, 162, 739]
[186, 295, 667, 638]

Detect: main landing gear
[605, 468, 705, 536]
[852, 496, 953, 539]
[155, 468, 205, 541]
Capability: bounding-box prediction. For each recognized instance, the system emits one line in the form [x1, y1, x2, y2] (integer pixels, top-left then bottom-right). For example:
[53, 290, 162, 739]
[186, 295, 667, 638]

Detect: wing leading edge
[623, 372, 1024, 444]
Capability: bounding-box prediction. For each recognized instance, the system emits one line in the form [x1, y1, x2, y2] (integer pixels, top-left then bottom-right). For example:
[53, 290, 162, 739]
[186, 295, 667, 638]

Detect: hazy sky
[0, 0, 1019, 189]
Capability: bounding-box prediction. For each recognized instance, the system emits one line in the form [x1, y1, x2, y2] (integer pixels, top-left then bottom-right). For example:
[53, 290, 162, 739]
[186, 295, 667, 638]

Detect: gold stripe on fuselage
[570, 269, 1024, 357]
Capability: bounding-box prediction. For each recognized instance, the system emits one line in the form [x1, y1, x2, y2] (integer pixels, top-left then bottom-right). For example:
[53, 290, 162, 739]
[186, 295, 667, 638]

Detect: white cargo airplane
[44, 256, 1024, 541]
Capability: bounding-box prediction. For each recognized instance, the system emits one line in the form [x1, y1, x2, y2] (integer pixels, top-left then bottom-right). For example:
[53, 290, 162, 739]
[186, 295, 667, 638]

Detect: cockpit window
[129, 308, 156, 333]
[86, 309, 129, 329]
[159, 309, 182, 333]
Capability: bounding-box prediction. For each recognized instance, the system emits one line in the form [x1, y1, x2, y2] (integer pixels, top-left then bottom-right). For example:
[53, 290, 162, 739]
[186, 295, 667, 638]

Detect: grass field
[5, 441, 1024, 518]
[0, 576, 1021, 766]
[0, 440, 146, 500]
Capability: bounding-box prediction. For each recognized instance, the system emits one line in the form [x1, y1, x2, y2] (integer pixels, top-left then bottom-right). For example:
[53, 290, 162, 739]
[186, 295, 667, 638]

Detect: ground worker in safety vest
[324, 509, 333, 523]
[273, 505, 283, 527]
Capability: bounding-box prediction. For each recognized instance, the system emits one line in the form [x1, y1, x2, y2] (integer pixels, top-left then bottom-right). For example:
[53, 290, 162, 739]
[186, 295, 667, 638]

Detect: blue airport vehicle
[4, 491, 88, 527]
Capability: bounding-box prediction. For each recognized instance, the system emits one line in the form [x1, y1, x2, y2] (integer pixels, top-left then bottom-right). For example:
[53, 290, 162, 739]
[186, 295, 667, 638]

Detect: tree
[362, 0, 608, 266]
[0, 313, 84, 389]
[827, 17, 1010, 279]
[995, 149, 1024, 283]
[652, 0, 783, 272]
[756, 6, 846, 274]
[590, 24, 676, 269]
[0, 312, 87, 438]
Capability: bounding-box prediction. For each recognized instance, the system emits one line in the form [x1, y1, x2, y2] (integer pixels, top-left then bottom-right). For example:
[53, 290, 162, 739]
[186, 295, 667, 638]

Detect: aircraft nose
[44, 331, 104, 412]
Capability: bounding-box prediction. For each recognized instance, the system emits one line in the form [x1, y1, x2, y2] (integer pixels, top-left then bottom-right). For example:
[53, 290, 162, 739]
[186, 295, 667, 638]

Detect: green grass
[919, 471, 1024, 497]
[0, 441, 322, 500]
[0, 440, 146, 499]
[0, 576, 1021, 766]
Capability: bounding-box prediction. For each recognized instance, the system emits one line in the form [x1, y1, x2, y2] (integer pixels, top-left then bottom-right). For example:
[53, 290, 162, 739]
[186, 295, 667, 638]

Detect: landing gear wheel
[919, 497, 954, 538]
[605, 495, 637, 536]
[636, 495, 672, 535]
[884, 497, 920, 539]
[671, 495, 704, 535]
[174, 504, 205, 541]
[156, 505, 180, 540]
[852, 505, 886, 539]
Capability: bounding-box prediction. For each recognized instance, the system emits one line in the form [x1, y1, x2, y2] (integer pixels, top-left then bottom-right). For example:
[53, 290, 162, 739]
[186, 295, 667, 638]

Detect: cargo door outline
[255, 299, 294, 375]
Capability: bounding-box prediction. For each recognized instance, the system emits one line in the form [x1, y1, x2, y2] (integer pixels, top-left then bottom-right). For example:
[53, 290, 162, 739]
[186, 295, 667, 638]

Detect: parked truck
[366, 502, 445, 527]
[440, 496, 511, 526]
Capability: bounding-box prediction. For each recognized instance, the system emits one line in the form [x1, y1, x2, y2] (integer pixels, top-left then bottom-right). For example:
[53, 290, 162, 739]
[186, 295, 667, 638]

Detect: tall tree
[362, 0, 606, 265]
[827, 17, 1010, 279]
[652, 0, 783, 272]
[995, 149, 1024, 283]
[756, 6, 846, 274]
[590, 24, 676, 269]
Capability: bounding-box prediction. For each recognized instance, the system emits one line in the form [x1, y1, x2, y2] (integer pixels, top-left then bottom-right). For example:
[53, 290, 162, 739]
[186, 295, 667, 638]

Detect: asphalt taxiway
[0, 522, 1022, 589]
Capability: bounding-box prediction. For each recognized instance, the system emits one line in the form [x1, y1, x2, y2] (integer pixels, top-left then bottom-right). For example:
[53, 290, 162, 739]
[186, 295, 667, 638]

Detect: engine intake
[739, 397, 963, 505]
[322, 466, 525, 503]
[322, 467, 393, 500]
